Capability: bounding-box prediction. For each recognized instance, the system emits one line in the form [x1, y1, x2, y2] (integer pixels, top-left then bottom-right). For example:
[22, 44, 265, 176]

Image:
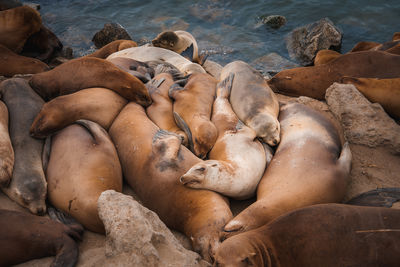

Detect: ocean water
[34, 0, 400, 65]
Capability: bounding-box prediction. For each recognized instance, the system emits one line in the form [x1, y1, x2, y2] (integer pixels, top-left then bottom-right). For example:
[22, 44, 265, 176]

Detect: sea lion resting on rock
[169, 72, 218, 159]
[87, 39, 137, 59]
[0, 209, 83, 267]
[0, 44, 49, 77]
[29, 57, 152, 106]
[268, 51, 400, 100]
[109, 102, 232, 262]
[152, 30, 207, 65]
[30, 87, 128, 138]
[0, 78, 46, 215]
[214, 204, 400, 267]
[0, 6, 41, 53]
[223, 103, 351, 237]
[45, 120, 123, 234]
[107, 46, 206, 75]
[0, 100, 13, 187]
[220, 61, 280, 146]
[180, 74, 268, 200]
[341, 77, 400, 119]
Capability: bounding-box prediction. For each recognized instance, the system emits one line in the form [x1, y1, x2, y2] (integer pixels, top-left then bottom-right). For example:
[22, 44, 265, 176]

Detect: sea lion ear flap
[173, 111, 194, 153]
[180, 43, 194, 62]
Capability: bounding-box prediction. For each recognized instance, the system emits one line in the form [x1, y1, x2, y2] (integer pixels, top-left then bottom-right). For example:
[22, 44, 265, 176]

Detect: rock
[97, 190, 209, 267]
[0, 0, 21, 10]
[257, 15, 287, 29]
[92, 23, 132, 49]
[202, 59, 223, 80]
[251, 52, 299, 77]
[23, 2, 39, 10]
[286, 18, 342, 65]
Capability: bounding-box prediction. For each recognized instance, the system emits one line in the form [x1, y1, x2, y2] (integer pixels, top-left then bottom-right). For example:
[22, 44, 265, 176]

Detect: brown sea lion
[0, 100, 13, 187]
[350, 39, 400, 54]
[152, 30, 207, 65]
[313, 49, 341, 65]
[87, 39, 137, 59]
[0, 6, 41, 53]
[29, 57, 152, 106]
[0, 78, 46, 215]
[214, 204, 400, 267]
[169, 72, 218, 159]
[393, 32, 400, 41]
[0, 44, 49, 77]
[30, 87, 128, 138]
[0, 209, 83, 266]
[223, 103, 351, 236]
[107, 46, 206, 75]
[46, 120, 122, 234]
[0, 0, 22, 11]
[220, 61, 280, 146]
[109, 102, 232, 262]
[341, 77, 400, 119]
[268, 51, 400, 100]
[180, 74, 268, 200]
[146, 73, 188, 146]
[350, 41, 380, 52]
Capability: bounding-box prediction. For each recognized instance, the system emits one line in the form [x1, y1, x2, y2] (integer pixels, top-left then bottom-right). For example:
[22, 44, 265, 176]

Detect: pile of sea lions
[1, 4, 400, 267]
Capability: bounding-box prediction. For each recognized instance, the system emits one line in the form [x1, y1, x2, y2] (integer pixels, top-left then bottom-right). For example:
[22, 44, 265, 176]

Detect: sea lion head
[180, 160, 221, 188]
[250, 113, 280, 146]
[152, 31, 179, 49]
[30, 106, 61, 138]
[192, 121, 218, 159]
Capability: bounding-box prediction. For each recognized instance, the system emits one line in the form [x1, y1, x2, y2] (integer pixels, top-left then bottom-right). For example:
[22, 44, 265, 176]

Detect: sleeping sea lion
[313, 49, 341, 65]
[106, 57, 154, 83]
[0, 100, 13, 187]
[87, 39, 137, 59]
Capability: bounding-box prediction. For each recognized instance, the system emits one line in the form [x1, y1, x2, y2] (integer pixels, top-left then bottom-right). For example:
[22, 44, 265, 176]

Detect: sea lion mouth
[180, 175, 201, 186]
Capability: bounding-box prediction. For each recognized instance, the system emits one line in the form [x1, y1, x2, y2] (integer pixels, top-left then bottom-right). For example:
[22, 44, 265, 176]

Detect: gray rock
[258, 15, 287, 29]
[251, 52, 299, 76]
[286, 18, 342, 65]
[23, 2, 39, 10]
[92, 23, 132, 49]
[97, 190, 209, 267]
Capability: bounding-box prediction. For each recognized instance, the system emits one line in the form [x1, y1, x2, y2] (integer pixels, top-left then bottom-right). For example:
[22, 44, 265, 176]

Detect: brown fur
[393, 32, 400, 41]
[313, 49, 341, 65]
[350, 41, 380, 52]
[87, 40, 137, 59]
[0, 100, 13, 187]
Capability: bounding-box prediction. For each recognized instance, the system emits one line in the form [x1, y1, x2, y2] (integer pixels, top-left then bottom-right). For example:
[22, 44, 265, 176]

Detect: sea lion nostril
[273, 139, 278, 145]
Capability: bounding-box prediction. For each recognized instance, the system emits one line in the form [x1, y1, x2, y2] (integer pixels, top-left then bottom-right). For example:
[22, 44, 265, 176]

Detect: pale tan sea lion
[220, 60, 280, 146]
[223, 103, 351, 237]
[30, 87, 128, 138]
[87, 39, 137, 59]
[0, 100, 13, 187]
[180, 74, 267, 200]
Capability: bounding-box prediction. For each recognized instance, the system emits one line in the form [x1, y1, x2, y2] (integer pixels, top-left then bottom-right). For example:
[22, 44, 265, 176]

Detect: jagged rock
[92, 23, 132, 49]
[97, 190, 210, 267]
[257, 15, 286, 29]
[23, 2, 39, 10]
[286, 18, 342, 65]
[252, 52, 299, 76]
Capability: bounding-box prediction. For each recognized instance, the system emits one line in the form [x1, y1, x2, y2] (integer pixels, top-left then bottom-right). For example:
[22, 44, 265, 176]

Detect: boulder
[251, 52, 299, 77]
[97, 190, 209, 267]
[257, 15, 286, 29]
[92, 23, 132, 49]
[286, 18, 342, 65]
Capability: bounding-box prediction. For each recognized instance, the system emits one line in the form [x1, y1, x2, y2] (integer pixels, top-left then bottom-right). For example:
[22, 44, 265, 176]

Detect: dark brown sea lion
[0, 6, 41, 52]
[169, 72, 218, 158]
[0, 209, 83, 266]
[46, 120, 123, 234]
[87, 39, 137, 59]
[313, 49, 341, 65]
[0, 44, 49, 77]
[0, 78, 46, 215]
[30, 87, 127, 138]
[214, 204, 400, 267]
[0, 100, 13, 187]
[109, 102, 232, 262]
[106, 57, 154, 83]
[29, 57, 152, 105]
[223, 103, 351, 236]
[350, 41, 380, 52]
[0, 0, 22, 11]
[268, 51, 400, 100]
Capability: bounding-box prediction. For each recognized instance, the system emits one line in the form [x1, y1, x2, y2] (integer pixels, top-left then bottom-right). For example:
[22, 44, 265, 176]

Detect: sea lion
[313, 49, 341, 65]
[341, 77, 400, 119]
[30, 87, 128, 138]
[169, 72, 218, 158]
[0, 209, 83, 266]
[152, 30, 207, 65]
[109, 102, 232, 262]
[107, 46, 206, 75]
[223, 103, 351, 236]
[350, 41, 381, 52]
[146, 73, 188, 146]
[106, 57, 154, 83]
[0, 78, 46, 215]
[46, 120, 123, 234]
[0, 6, 41, 53]
[268, 51, 400, 100]
[0, 44, 49, 77]
[214, 204, 400, 267]
[180, 74, 268, 200]
[0, 0, 22, 11]
[0, 100, 13, 187]
[87, 39, 137, 59]
[29, 57, 152, 106]
[220, 61, 280, 146]
[393, 32, 400, 41]
[350, 40, 400, 54]
[146, 60, 185, 80]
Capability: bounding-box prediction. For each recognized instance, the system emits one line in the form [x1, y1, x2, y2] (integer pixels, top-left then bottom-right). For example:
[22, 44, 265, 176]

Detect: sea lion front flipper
[173, 111, 194, 153]
[216, 72, 234, 98]
[74, 119, 109, 145]
[180, 43, 194, 62]
[168, 78, 189, 99]
[346, 188, 400, 208]
[42, 136, 52, 172]
[337, 142, 352, 175]
[127, 70, 150, 83]
[152, 130, 183, 161]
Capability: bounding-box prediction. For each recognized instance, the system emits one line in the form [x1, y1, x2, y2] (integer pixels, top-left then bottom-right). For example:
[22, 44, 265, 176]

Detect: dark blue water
[34, 0, 400, 65]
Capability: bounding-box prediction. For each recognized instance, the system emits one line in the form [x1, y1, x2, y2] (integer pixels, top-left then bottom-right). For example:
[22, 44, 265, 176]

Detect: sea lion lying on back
[152, 30, 207, 65]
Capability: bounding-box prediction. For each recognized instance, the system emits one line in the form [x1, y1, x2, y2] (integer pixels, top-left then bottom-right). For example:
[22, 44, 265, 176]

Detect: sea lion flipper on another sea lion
[173, 111, 194, 152]
[337, 141, 352, 174]
[42, 136, 51, 172]
[346, 188, 400, 208]
[168, 83, 186, 99]
[152, 129, 183, 160]
[180, 43, 194, 62]
[216, 72, 234, 99]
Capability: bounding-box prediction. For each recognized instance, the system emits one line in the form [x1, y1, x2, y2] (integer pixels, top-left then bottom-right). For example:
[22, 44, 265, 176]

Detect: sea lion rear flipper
[51, 237, 80, 267]
[48, 206, 84, 240]
[346, 188, 400, 208]
[173, 111, 194, 152]
[74, 119, 108, 145]
[180, 43, 194, 62]
[337, 142, 352, 175]
[42, 136, 52, 172]
[216, 73, 234, 98]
